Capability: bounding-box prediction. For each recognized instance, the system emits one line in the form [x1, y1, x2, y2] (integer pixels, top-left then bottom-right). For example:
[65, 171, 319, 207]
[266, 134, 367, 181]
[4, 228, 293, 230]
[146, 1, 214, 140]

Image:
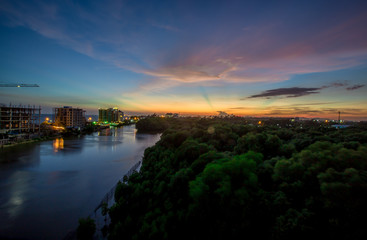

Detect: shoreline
[0, 123, 138, 150]
[0, 136, 59, 149]
[63, 160, 144, 240]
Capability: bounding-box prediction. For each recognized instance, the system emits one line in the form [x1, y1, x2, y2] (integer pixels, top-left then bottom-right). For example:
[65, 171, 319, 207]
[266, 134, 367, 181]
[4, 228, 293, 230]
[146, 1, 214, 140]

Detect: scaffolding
[0, 104, 41, 134]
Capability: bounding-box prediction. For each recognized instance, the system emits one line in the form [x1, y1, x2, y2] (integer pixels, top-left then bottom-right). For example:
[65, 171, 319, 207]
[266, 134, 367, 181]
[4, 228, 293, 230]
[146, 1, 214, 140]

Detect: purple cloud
[246, 87, 321, 99]
[346, 84, 365, 90]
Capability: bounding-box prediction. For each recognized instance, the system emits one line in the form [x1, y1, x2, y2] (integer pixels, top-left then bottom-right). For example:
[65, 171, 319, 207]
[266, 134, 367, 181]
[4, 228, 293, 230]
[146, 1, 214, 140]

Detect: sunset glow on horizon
[1, 0, 366, 120]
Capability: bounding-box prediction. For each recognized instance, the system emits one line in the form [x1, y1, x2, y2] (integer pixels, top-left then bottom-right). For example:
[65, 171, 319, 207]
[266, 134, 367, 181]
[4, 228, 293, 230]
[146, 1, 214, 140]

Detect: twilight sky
[0, 0, 366, 120]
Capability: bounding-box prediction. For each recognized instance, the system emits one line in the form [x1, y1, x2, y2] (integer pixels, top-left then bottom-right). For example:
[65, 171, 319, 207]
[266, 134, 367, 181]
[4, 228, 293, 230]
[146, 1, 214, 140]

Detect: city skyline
[1, 0, 367, 120]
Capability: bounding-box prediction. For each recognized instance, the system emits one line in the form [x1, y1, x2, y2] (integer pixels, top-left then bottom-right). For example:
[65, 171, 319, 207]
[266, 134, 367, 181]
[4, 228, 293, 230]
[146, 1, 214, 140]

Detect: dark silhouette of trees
[100, 117, 367, 239]
[77, 217, 96, 240]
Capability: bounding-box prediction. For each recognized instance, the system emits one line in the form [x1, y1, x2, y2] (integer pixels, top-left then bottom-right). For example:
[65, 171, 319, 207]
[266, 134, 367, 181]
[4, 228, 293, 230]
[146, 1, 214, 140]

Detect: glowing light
[52, 126, 65, 130]
[258, 121, 262, 125]
[53, 138, 64, 152]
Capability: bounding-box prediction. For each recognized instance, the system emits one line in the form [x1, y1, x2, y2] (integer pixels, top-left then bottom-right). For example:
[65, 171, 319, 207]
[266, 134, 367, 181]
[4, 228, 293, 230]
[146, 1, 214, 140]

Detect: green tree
[77, 217, 96, 240]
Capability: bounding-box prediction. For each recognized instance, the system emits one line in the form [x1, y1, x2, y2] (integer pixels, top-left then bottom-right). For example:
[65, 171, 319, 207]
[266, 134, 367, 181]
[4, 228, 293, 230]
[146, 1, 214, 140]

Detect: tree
[77, 217, 96, 240]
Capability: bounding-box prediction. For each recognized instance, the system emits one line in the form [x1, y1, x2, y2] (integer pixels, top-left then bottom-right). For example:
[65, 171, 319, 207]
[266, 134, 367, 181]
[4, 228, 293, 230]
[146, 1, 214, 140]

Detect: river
[0, 125, 161, 240]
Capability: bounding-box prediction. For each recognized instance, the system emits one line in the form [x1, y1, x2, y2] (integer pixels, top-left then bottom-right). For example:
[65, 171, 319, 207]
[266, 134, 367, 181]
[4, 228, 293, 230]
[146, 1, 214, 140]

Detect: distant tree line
[80, 117, 367, 239]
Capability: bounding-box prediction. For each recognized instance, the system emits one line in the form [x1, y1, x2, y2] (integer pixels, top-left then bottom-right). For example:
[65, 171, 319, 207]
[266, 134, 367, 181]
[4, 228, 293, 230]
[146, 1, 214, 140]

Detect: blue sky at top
[0, 0, 366, 119]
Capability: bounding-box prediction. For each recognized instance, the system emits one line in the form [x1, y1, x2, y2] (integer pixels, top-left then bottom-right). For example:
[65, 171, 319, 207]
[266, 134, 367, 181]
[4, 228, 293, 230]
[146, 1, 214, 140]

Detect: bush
[77, 217, 96, 240]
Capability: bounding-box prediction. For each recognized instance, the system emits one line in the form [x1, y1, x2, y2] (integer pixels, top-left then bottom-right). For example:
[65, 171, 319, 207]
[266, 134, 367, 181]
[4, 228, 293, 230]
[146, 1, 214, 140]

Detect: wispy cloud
[346, 84, 365, 90]
[288, 102, 339, 106]
[2, 0, 366, 86]
[321, 82, 348, 88]
[1, 0, 367, 119]
[245, 81, 362, 99]
[151, 22, 180, 32]
[246, 87, 321, 99]
[229, 107, 248, 110]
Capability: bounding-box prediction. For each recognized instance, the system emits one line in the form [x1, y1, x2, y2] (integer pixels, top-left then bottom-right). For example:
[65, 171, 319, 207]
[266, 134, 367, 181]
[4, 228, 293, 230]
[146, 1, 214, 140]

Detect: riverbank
[0, 124, 108, 150]
[98, 161, 142, 239]
[0, 123, 139, 150]
[1, 136, 58, 148]
[67, 160, 144, 240]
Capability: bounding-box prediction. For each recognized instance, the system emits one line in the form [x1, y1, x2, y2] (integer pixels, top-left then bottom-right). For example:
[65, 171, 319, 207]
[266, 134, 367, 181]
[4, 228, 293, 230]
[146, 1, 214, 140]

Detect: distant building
[0, 104, 41, 133]
[98, 107, 123, 123]
[331, 124, 351, 129]
[217, 111, 229, 117]
[165, 113, 179, 118]
[119, 110, 124, 121]
[54, 106, 86, 128]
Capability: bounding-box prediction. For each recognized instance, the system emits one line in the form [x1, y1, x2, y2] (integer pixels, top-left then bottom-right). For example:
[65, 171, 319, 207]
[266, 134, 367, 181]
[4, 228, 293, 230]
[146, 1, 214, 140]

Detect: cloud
[229, 107, 248, 110]
[151, 23, 180, 32]
[288, 102, 339, 106]
[245, 81, 362, 99]
[321, 82, 348, 88]
[1, 0, 367, 88]
[346, 84, 365, 90]
[143, 66, 222, 82]
[246, 87, 321, 99]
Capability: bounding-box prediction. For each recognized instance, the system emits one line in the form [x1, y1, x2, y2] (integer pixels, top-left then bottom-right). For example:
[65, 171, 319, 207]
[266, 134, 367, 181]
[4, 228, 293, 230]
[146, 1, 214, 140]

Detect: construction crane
[0, 83, 39, 87]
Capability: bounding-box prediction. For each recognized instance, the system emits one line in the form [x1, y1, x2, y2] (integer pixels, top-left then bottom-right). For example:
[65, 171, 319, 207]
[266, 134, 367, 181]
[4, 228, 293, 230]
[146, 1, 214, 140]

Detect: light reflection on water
[5, 171, 30, 219]
[53, 138, 64, 152]
[0, 125, 160, 240]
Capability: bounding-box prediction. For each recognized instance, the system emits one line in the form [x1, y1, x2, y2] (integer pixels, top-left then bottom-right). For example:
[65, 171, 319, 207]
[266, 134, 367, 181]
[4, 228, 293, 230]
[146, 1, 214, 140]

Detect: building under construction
[0, 104, 41, 134]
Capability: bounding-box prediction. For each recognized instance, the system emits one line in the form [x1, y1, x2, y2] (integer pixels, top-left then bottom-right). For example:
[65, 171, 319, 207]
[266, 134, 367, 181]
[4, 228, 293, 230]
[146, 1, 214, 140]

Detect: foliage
[106, 117, 367, 239]
[136, 117, 170, 133]
[77, 217, 96, 240]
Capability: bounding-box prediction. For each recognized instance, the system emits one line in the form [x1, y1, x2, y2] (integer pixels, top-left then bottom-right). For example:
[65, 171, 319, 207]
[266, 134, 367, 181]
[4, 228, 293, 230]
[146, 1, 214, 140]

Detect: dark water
[0, 125, 160, 240]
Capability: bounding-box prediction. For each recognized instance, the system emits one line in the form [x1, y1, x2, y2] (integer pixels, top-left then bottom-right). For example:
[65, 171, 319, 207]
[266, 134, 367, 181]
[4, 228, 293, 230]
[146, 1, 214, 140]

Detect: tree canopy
[99, 117, 367, 239]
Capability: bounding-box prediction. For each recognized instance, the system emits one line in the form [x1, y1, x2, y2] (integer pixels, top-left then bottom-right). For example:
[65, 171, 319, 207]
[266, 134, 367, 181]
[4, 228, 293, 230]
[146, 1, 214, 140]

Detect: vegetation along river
[0, 125, 160, 240]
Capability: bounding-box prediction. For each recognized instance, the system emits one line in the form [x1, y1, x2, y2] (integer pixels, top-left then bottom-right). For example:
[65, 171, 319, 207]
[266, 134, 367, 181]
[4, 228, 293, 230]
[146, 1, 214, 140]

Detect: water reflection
[0, 125, 160, 239]
[53, 138, 64, 152]
[97, 127, 123, 137]
[5, 171, 30, 219]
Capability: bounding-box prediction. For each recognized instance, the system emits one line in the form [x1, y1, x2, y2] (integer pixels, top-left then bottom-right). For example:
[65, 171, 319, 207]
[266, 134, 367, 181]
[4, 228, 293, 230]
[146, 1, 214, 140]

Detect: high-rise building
[54, 106, 86, 128]
[118, 110, 124, 122]
[99, 107, 123, 123]
[0, 104, 41, 133]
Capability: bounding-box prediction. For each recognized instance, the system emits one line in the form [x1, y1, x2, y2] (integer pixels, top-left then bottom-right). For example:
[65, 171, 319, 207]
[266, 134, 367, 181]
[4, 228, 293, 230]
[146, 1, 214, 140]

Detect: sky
[0, 0, 366, 120]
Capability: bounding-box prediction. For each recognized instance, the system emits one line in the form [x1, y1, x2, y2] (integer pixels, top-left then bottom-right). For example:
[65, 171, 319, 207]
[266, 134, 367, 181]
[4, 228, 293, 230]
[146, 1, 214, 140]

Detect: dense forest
[84, 117, 367, 239]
